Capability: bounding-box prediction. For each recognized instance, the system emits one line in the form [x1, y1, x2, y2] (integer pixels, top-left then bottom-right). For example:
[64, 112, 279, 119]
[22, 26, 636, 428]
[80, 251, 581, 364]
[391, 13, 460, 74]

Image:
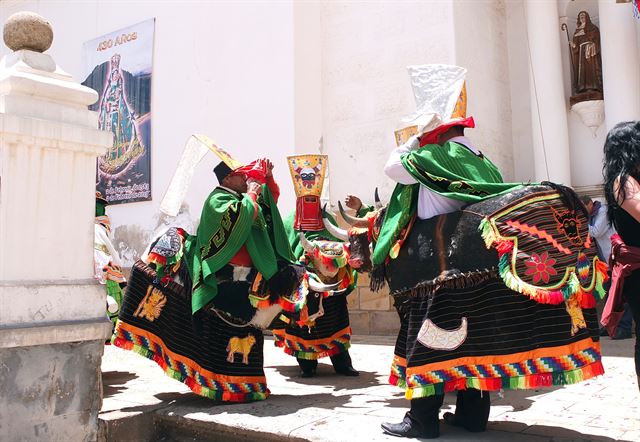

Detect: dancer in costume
[112, 138, 330, 402]
[601, 121, 640, 390]
[364, 65, 606, 438]
[273, 154, 359, 377]
[380, 64, 513, 439]
[94, 191, 126, 330]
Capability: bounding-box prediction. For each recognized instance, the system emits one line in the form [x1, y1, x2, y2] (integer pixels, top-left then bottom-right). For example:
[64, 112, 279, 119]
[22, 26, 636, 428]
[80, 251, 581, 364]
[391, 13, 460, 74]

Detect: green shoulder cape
[187, 185, 295, 313]
[373, 141, 524, 266]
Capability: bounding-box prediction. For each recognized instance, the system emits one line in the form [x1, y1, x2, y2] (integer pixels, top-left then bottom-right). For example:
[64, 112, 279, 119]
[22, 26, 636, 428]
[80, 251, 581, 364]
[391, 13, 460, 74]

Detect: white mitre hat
[394, 64, 474, 146]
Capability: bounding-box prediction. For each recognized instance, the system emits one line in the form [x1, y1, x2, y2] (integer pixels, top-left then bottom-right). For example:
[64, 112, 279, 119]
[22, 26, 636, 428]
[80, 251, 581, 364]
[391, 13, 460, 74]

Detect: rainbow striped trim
[389, 355, 407, 389]
[391, 346, 604, 399]
[112, 321, 269, 403]
[272, 327, 351, 360]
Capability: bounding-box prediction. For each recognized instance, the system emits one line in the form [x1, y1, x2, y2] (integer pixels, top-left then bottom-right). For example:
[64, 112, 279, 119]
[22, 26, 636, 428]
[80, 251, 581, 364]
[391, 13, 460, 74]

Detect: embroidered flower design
[525, 251, 557, 284]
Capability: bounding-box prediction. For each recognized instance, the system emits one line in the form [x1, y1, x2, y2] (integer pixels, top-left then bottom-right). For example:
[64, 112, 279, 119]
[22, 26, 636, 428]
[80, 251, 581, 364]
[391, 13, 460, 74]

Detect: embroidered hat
[395, 64, 475, 146]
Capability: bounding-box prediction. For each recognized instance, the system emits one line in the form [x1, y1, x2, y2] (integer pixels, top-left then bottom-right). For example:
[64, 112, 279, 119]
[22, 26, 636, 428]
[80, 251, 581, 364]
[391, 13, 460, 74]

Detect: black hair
[579, 195, 593, 206]
[603, 121, 640, 225]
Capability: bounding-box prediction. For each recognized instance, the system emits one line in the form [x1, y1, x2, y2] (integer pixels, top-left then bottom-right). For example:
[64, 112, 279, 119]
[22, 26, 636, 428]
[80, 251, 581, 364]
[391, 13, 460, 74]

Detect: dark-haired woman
[602, 120, 640, 390]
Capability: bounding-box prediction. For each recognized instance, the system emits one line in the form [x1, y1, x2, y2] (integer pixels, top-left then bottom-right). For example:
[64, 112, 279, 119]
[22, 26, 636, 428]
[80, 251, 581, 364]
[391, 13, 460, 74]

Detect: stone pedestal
[0, 16, 112, 441]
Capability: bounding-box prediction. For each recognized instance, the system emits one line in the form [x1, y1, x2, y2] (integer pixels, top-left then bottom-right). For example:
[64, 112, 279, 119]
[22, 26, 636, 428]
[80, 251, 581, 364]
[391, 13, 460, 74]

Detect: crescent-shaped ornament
[417, 317, 468, 350]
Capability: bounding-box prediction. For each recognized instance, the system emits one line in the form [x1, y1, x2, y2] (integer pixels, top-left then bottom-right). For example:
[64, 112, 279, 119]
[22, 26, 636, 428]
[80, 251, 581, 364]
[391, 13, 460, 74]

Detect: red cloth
[230, 246, 253, 267]
[232, 159, 268, 184]
[601, 233, 640, 335]
[419, 116, 475, 146]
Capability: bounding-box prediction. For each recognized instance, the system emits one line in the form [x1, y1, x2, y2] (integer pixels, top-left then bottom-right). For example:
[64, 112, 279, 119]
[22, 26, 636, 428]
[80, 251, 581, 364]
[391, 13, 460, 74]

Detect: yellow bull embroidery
[226, 334, 256, 365]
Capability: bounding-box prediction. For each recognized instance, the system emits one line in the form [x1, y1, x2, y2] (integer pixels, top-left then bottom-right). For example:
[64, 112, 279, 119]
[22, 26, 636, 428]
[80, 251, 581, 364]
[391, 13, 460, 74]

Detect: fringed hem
[390, 268, 499, 298]
[405, 360, 604, 399]
[112, 330, 269, 403]
[479, 217, 609, 306]
[278, 342, 350, 360]
[272, 329, 351, 360]
[370, 264, 387, 292]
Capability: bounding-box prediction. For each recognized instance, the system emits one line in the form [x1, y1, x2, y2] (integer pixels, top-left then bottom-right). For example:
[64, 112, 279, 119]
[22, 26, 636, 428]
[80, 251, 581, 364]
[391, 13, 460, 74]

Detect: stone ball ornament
[3, 11, 53, 53]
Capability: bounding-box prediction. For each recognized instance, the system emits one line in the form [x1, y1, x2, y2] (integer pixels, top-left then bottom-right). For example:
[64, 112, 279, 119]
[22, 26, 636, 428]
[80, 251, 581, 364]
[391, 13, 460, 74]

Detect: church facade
[1, 0, 638, 333]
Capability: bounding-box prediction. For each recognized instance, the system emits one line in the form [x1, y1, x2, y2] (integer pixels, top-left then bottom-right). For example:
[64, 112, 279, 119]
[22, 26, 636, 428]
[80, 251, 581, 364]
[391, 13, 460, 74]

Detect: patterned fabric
[390, 277, 603, 399]
[479, 189, 608, 306]
[279, 210, 356, 360]
[112, 261, 269, 402]
[272, 295, 351, 360]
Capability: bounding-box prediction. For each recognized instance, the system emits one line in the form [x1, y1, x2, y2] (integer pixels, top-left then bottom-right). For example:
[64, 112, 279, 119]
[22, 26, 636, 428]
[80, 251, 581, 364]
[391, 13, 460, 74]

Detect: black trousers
[624, 271, 640, 376]
[297, 350, 353, 372]
[409, 389, 490, 432]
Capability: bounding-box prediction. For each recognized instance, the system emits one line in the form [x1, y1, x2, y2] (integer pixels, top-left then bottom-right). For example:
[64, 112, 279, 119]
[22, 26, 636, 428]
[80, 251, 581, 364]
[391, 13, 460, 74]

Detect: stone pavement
[100, 336, 639, 441]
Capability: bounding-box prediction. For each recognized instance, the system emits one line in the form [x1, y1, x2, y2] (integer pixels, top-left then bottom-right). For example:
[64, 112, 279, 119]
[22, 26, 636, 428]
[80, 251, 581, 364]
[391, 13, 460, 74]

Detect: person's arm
[246, 181, 262, 220]
[615, 175, 640, 223]
[383, 136, 419, 185]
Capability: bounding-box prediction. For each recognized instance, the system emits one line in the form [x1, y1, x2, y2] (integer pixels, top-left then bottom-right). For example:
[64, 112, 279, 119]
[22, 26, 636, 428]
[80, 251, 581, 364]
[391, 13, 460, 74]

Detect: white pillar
[525, 0, 572, 185]
[598, 0, 640, 131]
[0, 13, 112, 441]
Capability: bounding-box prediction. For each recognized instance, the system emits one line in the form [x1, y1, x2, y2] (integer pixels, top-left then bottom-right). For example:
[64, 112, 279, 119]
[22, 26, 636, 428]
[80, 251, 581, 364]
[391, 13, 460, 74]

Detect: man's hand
[263, 158, 274, 178]
[345, 195, 363, 211]
[247, 179, 262, 196]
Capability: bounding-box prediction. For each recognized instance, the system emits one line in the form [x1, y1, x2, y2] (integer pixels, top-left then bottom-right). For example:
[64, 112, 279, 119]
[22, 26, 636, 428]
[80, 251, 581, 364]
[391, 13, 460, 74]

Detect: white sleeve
[384, 137, 419, 185]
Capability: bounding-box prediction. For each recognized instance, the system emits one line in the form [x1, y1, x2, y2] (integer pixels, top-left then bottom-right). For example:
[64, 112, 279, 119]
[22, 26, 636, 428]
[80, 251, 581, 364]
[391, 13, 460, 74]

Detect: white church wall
[319, 1, 456, 206]
[0, 1, 296, 267]
[505, 0, 536, 183]
[452, 0, 514, 181]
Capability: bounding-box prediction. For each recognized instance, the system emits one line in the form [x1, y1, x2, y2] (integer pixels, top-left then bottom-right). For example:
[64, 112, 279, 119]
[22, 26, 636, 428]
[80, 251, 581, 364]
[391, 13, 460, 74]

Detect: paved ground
[100, 336, 639, 441]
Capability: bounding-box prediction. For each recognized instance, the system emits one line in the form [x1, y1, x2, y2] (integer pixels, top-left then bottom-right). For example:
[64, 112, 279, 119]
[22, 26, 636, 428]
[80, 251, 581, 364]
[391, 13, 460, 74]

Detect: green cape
[187, 185, 295, 313]
[373, 141, 524, 266]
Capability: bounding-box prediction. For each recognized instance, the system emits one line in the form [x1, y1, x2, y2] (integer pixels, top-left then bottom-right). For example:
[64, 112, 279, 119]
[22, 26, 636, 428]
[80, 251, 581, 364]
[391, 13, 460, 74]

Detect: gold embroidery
[565, 294, 587, 336]
[134, 285, 167, 322]
[226, 334, 257, 365]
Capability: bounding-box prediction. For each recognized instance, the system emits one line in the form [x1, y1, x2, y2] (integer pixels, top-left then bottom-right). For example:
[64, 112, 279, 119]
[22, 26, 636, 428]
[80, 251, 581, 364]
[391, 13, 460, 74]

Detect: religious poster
[82, 19, 154, 204]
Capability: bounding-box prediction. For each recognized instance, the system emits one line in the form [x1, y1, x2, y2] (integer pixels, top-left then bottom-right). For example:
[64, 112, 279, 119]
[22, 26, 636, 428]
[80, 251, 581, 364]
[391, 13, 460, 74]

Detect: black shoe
[599, 327, 610, 337]
[443, 412, 460, 427]
[612, 329, 632, 340]
[381, 413, 439, 439]
[335, 365, 360, 376]
[331, 351, 359, 376]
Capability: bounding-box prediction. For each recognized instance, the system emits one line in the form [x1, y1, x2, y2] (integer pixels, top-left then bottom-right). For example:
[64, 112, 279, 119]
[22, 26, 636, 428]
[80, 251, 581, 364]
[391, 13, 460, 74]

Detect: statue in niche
[568, 10, 603, 105]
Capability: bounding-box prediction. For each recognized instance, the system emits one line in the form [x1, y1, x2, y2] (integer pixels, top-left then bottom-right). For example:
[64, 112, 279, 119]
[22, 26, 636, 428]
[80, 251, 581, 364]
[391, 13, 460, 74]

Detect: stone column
[524, 0, 572, 185]
[0, 12, 112, 441]
[598, 0, 640, 131]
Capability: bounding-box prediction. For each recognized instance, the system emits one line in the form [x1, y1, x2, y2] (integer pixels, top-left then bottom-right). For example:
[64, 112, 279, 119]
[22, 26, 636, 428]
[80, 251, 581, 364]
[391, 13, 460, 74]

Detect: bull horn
[307, 273, 341, 292]
[374, 187, 383, 210]
[338, 200, 369, 228]
[299, 232, 315, 254]
[322, 205, 349, 241]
